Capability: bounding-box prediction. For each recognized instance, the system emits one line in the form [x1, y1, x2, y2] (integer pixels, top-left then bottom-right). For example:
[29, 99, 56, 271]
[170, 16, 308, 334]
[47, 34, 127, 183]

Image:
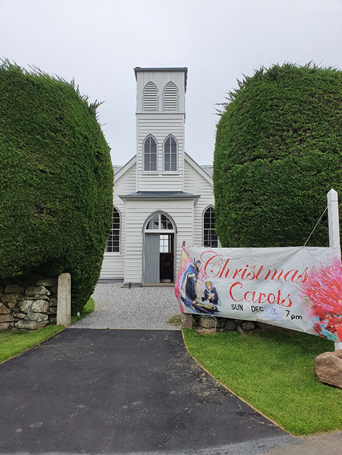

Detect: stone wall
[181, 313, 278, 335]
[0, 277, 58, 330]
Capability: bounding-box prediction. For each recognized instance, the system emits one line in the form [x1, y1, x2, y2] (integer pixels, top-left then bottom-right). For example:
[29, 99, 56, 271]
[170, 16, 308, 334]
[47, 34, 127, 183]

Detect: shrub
[214, 63, 342, 247]
[0, 61, 113, 313]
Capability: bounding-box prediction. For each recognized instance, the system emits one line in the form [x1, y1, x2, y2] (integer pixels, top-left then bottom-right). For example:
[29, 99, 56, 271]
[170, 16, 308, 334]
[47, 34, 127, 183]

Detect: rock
[216, 317, 226, 329]
[31, 300, 49, 313]
[0, 293, 19, 304]
[0, 285, 4, 293]
[0, 322, 10, 330]
[25, 286, 50, 297]
[7, 302, 16, 309]
[15, 320, 48, 330]
[0, 314, 16, 323]
[315, 350, 342, 388]
[241, 321, 256, 331]
[199, 316, 217, 329]
[48, 306, 57, 315]
[5, 284, 25, 294]
[259, 322, 280, 331]
[49, 298, 57, 307]
[36, 278, 58, 287]
[223, 319, 236, 331]
[18, 300, 33, 313]
[29, 313, 49, 323]
[48, 285, 58, 295]
[57, 273, 71, 327]
[0, 303, 11, 314]
[30, 295, 49, 300]
[196, 327, 217, 335]
[14, 312, 28, 320]
[181, 313, 193, 329]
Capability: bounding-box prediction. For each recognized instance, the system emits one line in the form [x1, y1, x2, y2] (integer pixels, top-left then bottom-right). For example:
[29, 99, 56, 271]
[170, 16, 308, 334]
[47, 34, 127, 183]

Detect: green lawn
[0, 298, 94, 364]
[183, 328, 342, 435]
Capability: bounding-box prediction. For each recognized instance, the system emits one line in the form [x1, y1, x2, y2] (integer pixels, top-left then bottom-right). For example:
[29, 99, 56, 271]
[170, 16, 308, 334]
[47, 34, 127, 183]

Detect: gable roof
[201, 165, 213, 178]
[113, 156, 136, 181]
[113, 155, 212, 181]
[184, 153, 213, 185]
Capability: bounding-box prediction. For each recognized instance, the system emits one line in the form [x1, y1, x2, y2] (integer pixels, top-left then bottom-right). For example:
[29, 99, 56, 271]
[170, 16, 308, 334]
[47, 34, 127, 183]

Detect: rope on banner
[303, 203, 329, 247]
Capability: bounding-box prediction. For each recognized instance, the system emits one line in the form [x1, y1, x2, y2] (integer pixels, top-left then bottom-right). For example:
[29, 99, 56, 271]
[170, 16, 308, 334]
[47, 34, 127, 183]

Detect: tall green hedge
[0, 61, 113, 313]
[214, 63, 342, 248]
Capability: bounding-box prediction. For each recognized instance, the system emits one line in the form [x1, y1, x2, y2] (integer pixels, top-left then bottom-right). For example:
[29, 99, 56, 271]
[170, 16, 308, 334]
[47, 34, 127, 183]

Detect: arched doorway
[143, 212, 176, 284]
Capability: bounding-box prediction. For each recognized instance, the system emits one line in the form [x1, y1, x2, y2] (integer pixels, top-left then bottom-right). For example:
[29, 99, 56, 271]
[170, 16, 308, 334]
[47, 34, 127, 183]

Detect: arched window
[163, 81, 178, 111]
[163, 135, 177, 172]
[106, 208, 120, 252]
[203, 207, 218, 248]
[144, 135, 157, 172]
[143, 81, 158, 111]
[145, 213, 173, 230]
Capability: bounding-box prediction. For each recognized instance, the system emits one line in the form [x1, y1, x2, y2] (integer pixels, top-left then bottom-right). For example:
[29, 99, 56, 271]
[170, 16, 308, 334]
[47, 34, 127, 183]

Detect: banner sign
[175, 246, 342, 342]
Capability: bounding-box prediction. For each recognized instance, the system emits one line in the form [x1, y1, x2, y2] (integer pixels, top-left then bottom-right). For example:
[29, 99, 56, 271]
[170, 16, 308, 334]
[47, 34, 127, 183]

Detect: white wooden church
[100, 67, 218, 285]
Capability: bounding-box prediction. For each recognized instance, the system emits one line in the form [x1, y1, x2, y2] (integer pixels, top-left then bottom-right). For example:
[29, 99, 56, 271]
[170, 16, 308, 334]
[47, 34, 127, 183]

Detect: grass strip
[71, 298, 95, 324]
[183, 328, 342, 435]
[0, 324, 64, 364]
[0, 298, 95, 364]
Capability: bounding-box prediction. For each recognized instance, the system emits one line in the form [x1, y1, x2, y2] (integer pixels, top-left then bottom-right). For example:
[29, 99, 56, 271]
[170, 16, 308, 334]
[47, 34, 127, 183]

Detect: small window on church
[144, 136, 157, 172]
[143, 81, 158, 111]
[203, 207, 218, 248]
[164, 136, 177, 172]
[106, 208, 120, 252]
[163, 82, 178, 111]
[160, 234, 172, 252]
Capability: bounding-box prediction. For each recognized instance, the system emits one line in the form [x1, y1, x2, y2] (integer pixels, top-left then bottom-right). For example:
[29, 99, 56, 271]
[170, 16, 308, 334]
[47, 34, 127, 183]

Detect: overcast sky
[1, 0, 341, 165]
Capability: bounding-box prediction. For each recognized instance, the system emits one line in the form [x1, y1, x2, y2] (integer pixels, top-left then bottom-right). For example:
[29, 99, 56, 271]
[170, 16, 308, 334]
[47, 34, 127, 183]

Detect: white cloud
[1, 0, 341, 164]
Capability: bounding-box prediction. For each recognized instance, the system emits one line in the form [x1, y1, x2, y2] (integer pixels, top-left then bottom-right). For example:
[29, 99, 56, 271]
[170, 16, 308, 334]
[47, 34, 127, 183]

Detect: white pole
[328, 189, 340, 251]
[327, 189, 342, 350]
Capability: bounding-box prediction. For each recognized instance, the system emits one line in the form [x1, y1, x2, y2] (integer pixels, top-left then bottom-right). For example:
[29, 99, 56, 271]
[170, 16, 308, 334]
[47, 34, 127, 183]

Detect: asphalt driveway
[0, 329, 295, 455]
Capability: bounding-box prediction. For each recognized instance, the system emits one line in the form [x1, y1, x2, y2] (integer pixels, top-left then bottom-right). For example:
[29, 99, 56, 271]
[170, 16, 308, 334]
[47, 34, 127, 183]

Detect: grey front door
[144, 233, 160, 283]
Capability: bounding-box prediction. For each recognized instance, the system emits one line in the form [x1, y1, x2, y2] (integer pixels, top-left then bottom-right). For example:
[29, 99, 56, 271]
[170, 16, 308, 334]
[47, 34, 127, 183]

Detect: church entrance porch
[143, 212, 176, 285]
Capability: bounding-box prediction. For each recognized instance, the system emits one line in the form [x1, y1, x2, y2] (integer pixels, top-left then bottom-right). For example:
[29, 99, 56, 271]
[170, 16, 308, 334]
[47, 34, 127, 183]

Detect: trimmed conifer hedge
[0, 61, 113, 313]
[214, 63, 342, 248]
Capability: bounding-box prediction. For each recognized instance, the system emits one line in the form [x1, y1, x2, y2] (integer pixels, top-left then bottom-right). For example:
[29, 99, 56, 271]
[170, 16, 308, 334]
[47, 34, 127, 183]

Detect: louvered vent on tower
[143, 82, 158, 111]
[163, 82, 178, 111]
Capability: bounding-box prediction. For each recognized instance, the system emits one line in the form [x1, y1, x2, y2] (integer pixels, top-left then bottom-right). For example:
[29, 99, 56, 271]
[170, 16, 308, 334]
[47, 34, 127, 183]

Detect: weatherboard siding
[99, 158, 214, 281]
[135, 70, 186, 113]
[123, 199, 195, 283]
[100, 162, 137, 280]
[184, 159, 215, 247]
[136, 114, 185, 191]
